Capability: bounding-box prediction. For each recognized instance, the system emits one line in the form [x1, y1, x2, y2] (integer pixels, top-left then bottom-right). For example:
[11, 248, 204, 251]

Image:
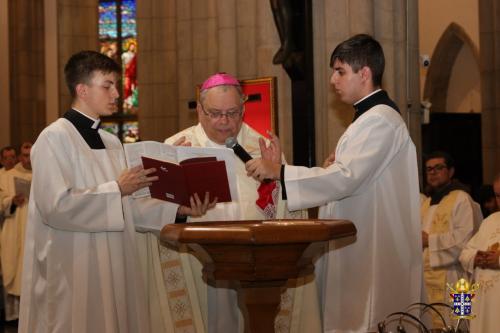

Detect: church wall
[418, 0, 500, 183]
[56, 0, 99, 117]
[10, 0, 499, 180]
[0, 0, 10, 148]
[137, 0, 295, 159]
[446, 45, 481, 114]
[479, 0, 500, 182]
[419, 0, 480, 101]
[7, 0, 47, 147]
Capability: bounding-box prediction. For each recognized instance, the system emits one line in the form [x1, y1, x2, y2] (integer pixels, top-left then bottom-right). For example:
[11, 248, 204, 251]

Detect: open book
[123, 141, 238, 202]
[141, 156, 231, 206]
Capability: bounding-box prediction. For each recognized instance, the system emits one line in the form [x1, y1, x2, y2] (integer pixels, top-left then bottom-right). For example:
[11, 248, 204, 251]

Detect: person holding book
[151, 73, 318, 333]
[0, 142, 32, 322]
[18, 51, 214, 333]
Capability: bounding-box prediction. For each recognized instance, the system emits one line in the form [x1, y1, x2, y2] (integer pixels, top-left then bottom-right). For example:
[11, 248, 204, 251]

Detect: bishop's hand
[172, 136, 192, 147]
[177, 192, 217, 217]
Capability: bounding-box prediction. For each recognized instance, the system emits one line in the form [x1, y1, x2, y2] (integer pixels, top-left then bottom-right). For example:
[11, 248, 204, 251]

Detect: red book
[141, 156, 232, 206]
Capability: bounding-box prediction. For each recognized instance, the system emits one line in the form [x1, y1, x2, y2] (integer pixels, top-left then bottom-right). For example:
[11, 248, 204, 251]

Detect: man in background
[460, 173, 500, 333]
[0, 142, 32, 321]
[421, 151, 479, 327]
[0, 146, 17, 227]
[0, 147, 17, 176]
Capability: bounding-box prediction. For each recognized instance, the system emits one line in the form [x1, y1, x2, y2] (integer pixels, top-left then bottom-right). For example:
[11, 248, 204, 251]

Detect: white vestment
[0, 163, 31, 320]
[19, 117, 178, 333]
[284, 104, 422, 332]
[421, 190, 476, 318]
[459, 211, 500, 333]
[135, 122, 317, 333]
[0, 163, 32, 296]
[0, 167, 8, 224]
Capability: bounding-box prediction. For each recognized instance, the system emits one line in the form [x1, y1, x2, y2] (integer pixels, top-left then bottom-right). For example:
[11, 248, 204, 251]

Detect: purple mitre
[200, 72, 240, 91]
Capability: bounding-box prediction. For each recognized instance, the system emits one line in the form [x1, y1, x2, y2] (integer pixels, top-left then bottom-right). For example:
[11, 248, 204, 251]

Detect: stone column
[479, 0, 500, 182]
[57, 0, 99, 116]
[137, 0, 180, 141]
[8, 0, 46, 146]
[0, 0, 10, 147]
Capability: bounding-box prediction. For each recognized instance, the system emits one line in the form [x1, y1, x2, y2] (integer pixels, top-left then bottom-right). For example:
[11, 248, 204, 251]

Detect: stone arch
[423, 22, 479, 113]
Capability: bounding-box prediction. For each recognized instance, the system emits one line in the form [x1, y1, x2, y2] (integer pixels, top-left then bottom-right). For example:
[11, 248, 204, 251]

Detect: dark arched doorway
[422, 23, 483, 197]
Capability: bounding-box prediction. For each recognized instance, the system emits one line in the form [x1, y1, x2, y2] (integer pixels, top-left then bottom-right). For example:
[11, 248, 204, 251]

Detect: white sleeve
[284, 112, 399, 211]
[428, 193, 475, 268]
[131, 196, 179, 233]
[0, 190, 13, 217]
[459, 236, 481, 275]
[31, 131, 125, 232]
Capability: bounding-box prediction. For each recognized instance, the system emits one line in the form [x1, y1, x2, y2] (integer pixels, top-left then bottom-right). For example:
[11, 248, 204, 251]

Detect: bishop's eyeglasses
[200, 104, 243, 120]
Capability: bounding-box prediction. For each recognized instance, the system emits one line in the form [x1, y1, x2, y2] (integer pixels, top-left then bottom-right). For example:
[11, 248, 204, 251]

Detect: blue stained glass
[99, 1, 117, 39]
[121, 0, 137, 38]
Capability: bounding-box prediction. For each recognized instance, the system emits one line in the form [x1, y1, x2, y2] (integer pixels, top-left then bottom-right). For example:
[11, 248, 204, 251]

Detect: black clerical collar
[63, 109, 106, 149]
[352, 89, 400, 122]
[428, 180, 470, 205]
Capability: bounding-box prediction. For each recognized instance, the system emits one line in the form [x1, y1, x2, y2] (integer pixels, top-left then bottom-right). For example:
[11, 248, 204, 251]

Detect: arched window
[98, 0, 139, 143]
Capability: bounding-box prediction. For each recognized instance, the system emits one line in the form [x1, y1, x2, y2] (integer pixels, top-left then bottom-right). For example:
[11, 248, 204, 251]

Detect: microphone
[225, 137, 252, 163]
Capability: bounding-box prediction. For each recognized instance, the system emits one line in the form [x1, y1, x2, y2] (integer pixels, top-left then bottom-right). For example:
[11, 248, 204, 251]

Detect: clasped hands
[245, 132, 282, 182]
[474, 247, 500, 270]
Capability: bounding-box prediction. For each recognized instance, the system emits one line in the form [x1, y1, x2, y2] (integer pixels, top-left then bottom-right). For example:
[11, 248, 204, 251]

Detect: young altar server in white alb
[19, 51, 214, 333]
[246, 34, 422, 332]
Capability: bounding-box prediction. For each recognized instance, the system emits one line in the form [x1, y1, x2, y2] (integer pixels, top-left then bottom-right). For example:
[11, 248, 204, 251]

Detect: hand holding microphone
[225, 137, 253, 163]
[226, 134, 282, 182]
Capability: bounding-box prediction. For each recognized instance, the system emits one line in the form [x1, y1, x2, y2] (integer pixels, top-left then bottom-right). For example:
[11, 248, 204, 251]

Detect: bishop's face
[197, 86, 244, 145]
[79, 71, 119, 118]
[330, 59, 364, 105]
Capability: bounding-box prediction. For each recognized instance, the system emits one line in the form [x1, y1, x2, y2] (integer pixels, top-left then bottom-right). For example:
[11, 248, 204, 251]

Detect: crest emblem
[447, 278, 479, 319]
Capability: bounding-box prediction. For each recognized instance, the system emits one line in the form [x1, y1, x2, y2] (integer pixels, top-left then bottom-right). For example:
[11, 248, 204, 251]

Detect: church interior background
[0, 0, 499, 193]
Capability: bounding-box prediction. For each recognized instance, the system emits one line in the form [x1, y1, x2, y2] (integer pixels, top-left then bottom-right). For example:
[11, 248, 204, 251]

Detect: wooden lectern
[160, 219, 356, 333]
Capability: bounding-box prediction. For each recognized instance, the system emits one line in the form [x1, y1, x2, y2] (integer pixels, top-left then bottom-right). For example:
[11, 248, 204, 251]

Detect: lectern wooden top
[161, 219, 356, 245]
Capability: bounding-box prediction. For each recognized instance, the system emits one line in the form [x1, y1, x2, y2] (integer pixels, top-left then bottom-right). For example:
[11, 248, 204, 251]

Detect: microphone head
[225, 137, 237, 149]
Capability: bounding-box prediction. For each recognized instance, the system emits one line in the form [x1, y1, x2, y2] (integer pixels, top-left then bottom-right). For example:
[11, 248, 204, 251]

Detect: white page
[14, 177, 31, 199]
[123, 142, 239, 201]
[123, 141, 177, 197]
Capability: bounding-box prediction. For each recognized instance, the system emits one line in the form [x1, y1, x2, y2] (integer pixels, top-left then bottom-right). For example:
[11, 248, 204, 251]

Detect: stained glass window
[98, 0, 139, 142]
